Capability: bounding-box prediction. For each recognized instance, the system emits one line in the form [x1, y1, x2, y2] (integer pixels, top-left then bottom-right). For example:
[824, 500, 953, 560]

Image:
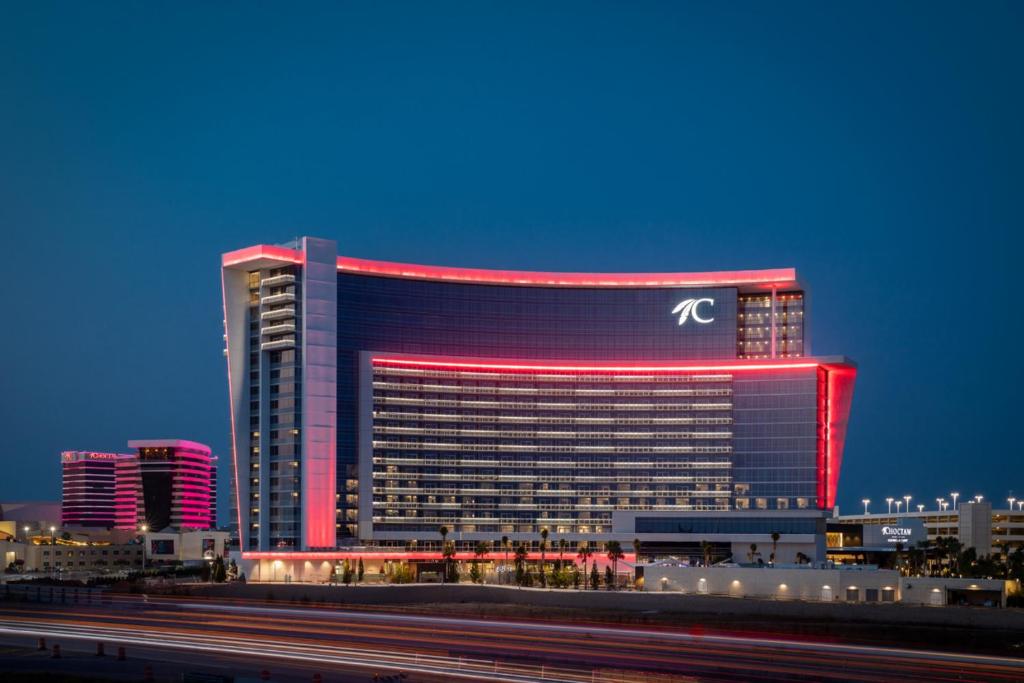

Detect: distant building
[61, 451, 133, 527]
[115, 439, 216, 531]
[61, 440, 217, 532]
[835, 500, 1022, 556]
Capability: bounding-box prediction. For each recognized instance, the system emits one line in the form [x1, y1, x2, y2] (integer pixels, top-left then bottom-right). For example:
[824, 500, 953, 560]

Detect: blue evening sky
[1, 3, 1020, 518]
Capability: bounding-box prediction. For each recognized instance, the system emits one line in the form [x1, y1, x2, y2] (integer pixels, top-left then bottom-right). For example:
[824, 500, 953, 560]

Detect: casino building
[222, 237, 856, 578]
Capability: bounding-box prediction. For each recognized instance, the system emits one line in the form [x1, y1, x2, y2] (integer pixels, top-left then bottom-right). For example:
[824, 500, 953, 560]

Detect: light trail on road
[0, 595, 1021, 682]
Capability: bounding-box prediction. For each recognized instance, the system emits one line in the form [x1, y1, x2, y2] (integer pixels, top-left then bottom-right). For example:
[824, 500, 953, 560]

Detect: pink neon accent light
[373, 357, 820, 373]
[337, 255, 796, 289]
[222, 245, 305, 268]
[243, 551, 637, 562]
[223, 243, 797, 289]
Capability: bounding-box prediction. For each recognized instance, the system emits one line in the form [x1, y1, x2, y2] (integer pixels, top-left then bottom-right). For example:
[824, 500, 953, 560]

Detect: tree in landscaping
[212, 556, 227, 583]
[590, 563, 600, 590]
[605, 540, 624, 589]
[469, 561, 481, 584]
[357, 558, 365, 584]
[539, 527, 549, 587]
[342, 559, 353, 585]
[514, 543, 528, 586]
[770, 532, 780, 565]
[438, 525, 450, 584]
[701, 540, 714, 567]
[632, 538, 642, 583]
[604, 566, 614, 590]
[443, 540, 458, 583]
[501, 535, 510, 584]
[577, 542, 592, 590]
[474, 541, 490, 583]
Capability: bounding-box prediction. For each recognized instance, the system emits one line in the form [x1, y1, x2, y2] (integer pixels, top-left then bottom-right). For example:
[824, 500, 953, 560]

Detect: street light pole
[49, 526, 55, 578]
[950, 492, 959, 511]
[904, 495, 912, 514]
[886, 497, 894, 514]
[862, 499, 870, 515]
[1007, 497, 1016, 511]
[917, 504, 924, 513]
[140, 524, 148, 572]
[895, 501, 902, 514]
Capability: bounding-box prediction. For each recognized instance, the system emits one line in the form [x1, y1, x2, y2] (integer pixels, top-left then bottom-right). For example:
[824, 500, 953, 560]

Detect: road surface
[0, 592, 1022, 681]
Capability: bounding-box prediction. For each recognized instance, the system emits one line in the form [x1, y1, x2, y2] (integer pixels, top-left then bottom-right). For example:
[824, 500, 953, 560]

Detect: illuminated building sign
[672, 297, 715, 326]
[863, 519, 924, 546]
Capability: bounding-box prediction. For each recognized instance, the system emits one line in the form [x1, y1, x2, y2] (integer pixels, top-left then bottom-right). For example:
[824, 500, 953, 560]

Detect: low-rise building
[642, 564, 1009, 607]
[144, 529, 230, 565]
[836, 501, 1024, 556]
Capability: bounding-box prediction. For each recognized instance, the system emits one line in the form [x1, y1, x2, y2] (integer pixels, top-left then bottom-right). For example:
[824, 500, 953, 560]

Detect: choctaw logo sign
[671, 298, 715, 326]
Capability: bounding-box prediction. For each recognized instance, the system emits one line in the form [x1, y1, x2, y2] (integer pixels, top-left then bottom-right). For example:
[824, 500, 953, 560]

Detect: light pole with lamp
[49, 526, 56, 577]
[975, 495, 983, 504]
[936, 498, 943, 512]
[1008, 497, 1016, 512]
[140, 524, 148, 572]
[917, 504, 924, 513]
[941, 500, 948, 511]
[950, 492, 959, 510]
[904, 495, 912, 515]
[886, 497, 894, 514]
[895, 500, 902, 514]
[862, 499, 870, 515]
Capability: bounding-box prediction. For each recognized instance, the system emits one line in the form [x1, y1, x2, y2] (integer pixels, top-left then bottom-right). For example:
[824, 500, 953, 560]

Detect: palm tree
[438, 525, 449, 583]
[632, 538, 642, 585]
[770, 532, 780, 565]
[747, 543, 759, 563]
[539, 527, 549, 588]
[514, 542, 528, 586]
[442, 540, 457, 583]
[577, 542, 592, 590]
[474, 541, 490, 583]
[605, 540, 624, 590]
[700, 540, 713, 567]
[558, 538, 567, 570]
[501, 535, 510, 584]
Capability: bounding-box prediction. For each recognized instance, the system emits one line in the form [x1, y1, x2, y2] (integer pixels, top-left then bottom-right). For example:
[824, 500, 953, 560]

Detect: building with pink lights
[61, 451, 133, 528]
[222, 237, 856, 577]
[62, 441, 217, 532]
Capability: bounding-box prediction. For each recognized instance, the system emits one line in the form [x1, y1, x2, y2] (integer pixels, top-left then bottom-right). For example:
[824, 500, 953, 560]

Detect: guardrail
[2, 582, 109, 606]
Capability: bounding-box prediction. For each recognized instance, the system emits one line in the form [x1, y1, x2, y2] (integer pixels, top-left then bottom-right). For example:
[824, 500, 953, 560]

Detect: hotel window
[795, 497, 809, 509]
[755, 498, 768, 510]
[776, 498, 789, 509]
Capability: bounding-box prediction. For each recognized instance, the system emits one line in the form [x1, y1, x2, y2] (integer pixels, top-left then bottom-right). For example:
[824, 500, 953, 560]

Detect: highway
[0, 593, 1022, 682]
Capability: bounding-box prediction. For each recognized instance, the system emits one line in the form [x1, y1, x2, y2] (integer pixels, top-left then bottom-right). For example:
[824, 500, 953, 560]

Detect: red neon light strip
[373, 357, 820, 373]
[337, 255, 796, 289]
[243, 551, 637, 562]
[223, 243, 797, 289]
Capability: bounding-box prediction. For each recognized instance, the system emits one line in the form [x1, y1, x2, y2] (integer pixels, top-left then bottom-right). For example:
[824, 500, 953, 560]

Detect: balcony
[261, 307, 296, 321]
[261, 274, 296, 288]
[261, 337, 296, 351]
[261, 292, 296, 306]
[261, 322, 297, 336]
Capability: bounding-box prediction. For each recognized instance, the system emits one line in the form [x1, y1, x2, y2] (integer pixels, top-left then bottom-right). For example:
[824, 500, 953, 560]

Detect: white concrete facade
[642, 564, 900, 602]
